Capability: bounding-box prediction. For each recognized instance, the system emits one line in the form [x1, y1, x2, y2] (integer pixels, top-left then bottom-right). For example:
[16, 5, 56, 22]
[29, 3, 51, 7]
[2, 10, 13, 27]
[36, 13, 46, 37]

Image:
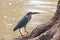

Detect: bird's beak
[32, 12, 40, 14]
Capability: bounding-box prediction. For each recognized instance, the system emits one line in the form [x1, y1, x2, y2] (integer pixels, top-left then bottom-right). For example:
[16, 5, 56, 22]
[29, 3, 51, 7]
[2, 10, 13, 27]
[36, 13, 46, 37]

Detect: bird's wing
[19, 16, 28, 25]
[13, 16, 28, 31]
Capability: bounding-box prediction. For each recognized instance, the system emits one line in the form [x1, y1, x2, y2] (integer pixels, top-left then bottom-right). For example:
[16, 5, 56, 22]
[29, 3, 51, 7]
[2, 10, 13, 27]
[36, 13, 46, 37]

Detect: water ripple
[27, 1, 57, 5]
[27, 9, 48, 12]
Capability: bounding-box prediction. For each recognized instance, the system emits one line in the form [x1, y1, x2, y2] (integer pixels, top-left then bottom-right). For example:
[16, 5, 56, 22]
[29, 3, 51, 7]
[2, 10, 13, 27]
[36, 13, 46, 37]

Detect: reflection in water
[0, 0, 57, 40]
[32, 6, 56, 8]
[12, 18, 16, 20]
[28, 1, 57, 4]
[3, 16, 8, 18]
[8, 3, 12, 5]
[24, 0, 57, 13]
[27, 9, 48, 12]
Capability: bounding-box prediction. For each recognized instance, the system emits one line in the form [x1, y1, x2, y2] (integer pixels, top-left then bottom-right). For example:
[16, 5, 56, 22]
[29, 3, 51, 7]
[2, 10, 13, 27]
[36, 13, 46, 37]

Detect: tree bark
[13, 0, 60, 40]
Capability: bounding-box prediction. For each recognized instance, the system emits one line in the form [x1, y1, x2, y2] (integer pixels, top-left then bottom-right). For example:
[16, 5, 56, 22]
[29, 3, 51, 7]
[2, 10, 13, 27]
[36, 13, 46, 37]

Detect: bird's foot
[23, 32, 29, 37]
[25, 31, 29, 34]
[20, 34, 25, 36]
[18, 34, 24, 37]
[26, 32, 29, 34]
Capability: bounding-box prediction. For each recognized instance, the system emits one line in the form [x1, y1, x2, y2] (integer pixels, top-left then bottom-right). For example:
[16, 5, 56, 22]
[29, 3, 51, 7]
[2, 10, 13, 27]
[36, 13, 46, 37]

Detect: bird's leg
[24, 26, 28, 34]
[19, 29, 23, 36]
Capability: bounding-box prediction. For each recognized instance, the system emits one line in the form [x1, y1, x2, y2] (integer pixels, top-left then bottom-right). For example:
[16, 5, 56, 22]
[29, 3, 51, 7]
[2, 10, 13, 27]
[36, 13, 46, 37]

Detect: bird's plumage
[13, 14, 31, 31]
[13, 12, 40, 32]
[13, 12, 40, 36]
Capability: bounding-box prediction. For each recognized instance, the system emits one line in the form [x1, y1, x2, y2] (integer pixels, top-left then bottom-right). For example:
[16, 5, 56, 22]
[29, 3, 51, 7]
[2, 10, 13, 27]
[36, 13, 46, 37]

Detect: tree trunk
[13, 0, 60, 40]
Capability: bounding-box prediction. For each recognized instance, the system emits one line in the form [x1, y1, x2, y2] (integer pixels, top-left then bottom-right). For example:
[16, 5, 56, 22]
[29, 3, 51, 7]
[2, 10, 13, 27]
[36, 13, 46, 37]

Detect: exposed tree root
[13, 0, 60, 40]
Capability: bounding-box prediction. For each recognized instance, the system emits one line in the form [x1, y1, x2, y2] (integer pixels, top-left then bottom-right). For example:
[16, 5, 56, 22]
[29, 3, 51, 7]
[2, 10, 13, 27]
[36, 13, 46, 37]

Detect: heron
[13, 12, 40, 36]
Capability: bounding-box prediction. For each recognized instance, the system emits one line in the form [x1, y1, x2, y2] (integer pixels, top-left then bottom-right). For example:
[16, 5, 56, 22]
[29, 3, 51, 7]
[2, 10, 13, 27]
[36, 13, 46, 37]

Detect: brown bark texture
[13, 0, 60, 40]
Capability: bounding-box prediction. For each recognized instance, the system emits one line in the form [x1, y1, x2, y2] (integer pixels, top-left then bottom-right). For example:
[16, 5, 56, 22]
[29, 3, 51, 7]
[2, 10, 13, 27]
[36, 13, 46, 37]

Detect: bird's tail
[13, 27, 18, 31]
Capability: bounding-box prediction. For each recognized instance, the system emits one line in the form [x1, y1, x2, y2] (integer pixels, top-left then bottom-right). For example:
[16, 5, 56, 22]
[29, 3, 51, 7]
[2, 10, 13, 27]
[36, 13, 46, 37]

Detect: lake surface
[0, 0, 58, 40]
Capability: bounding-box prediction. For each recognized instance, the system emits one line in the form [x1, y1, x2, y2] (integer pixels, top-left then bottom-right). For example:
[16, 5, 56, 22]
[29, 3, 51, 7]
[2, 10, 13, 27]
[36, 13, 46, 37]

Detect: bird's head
[26, 12, 40, 15]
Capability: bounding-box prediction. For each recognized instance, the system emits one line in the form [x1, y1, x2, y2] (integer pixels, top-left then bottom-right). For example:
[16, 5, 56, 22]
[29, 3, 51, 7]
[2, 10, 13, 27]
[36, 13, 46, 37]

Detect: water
[0, 0, 57, 40]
